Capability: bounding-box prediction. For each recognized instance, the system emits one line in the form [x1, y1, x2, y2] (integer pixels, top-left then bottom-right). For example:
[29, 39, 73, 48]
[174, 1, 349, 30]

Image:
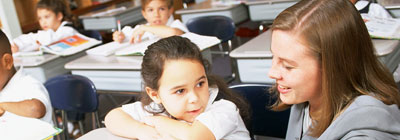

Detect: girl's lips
[187, 108, 202, 115]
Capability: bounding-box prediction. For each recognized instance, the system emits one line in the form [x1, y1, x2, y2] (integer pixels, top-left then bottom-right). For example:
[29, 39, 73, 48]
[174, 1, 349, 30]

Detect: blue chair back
[81, 30, 103, 41]
[186, 16, 235, 43]
[44, 74, 98, 113]
[230, 84, 290, 139]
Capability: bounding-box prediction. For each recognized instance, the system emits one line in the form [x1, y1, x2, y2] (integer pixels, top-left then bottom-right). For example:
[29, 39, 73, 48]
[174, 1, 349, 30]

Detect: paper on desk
[12, 50, 44, 57]
[364, 15, 400, 40]
[114, 32, 221, 56]
[0, 112, 62, 140]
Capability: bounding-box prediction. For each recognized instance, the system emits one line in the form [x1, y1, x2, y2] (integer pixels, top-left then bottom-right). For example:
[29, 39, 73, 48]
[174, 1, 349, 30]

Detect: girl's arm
[145, 116, 215, 140]
[104, 107, 161, 139]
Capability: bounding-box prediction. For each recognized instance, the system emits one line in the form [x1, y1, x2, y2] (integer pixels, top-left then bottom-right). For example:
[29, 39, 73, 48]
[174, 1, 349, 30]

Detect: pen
[117, 20, 121, 32]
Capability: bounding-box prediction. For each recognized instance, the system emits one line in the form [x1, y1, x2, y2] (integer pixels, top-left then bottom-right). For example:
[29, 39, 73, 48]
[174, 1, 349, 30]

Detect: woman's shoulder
[319, 95, 400, 139]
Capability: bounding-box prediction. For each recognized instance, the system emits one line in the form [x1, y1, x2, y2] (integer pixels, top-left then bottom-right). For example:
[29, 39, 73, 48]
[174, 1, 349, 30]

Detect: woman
[268, 0, 400, 139]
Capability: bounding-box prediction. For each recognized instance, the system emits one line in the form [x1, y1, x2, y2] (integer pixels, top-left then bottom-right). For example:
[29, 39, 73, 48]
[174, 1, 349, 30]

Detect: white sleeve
[170, 20, 189, 33]
[121, 102, 152, 122]
[369, 3, 392, 18]
[13, 33, 41, 52]
[121, 26, 136, 40]
[36, 26, 77, 45]
[195, 99, 240, 139]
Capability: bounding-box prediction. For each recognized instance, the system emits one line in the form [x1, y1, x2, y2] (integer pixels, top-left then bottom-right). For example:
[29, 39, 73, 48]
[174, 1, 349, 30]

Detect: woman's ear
[145, 87, 161, 104]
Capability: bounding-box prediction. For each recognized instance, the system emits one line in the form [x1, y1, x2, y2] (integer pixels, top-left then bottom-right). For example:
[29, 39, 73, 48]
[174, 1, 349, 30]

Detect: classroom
[0, 0, 400, 139]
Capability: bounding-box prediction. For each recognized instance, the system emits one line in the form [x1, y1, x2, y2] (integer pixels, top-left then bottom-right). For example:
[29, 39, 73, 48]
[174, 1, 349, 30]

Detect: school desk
[243, 0, 299, 22]
[79, 1, 144, 30]
[65, 49, 212, 92]
[229, 29, 400, 83]
[77, 128, 129, 140]
[175, 0, 248, 24]
[13, 52, 86, 83]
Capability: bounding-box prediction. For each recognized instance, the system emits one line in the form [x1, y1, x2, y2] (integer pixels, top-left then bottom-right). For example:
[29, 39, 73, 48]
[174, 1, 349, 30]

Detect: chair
[81, 30, 103, 41]
[229, 84, 291, 140]
[44, 74, 101, 140]
[186, 15, 236, 55]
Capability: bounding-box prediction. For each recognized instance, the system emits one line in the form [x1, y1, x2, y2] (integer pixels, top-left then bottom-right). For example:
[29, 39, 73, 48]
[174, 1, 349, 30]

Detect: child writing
[0, 29, 53, 124]
[105, 36, 250, 140]
[11, 0, 78, 53]
[113, 0, 188, 44]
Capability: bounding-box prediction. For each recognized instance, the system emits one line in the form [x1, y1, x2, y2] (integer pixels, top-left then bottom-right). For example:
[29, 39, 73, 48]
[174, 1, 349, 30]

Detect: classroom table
[77, 128, 129, 140]
[175, 0, 248, 24]
[229, 30, 400, 83]
[243, 0, 299, 22]
[65, 49, 212, 92]
[13, 52, 86, 83]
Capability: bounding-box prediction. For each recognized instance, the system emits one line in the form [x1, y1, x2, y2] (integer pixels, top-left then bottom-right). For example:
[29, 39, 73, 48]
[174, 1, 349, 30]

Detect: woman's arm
[145, 116, 215, 140]
[104, 107, 161, 139]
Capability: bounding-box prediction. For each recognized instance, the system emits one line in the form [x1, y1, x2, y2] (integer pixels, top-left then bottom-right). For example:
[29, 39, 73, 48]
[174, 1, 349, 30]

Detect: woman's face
[268, 30, 322, 105]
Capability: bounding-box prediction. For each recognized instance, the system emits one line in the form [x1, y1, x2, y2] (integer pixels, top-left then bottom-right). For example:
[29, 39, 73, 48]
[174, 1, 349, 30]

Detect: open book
[364, 15, 400, 40]
[40, 33, 102, 56]
[114, 32, 221, 56]
[0, 112, 62, 140]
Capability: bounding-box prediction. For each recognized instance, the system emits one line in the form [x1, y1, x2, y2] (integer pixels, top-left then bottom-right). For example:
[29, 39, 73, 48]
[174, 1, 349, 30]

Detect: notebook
[114, 32, 221, 56]
[0, 112, 62, 140]
[41, 33, 102, 56]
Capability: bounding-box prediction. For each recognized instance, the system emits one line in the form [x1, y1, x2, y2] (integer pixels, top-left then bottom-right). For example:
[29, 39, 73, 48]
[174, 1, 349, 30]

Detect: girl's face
[268, 30, 322, 106]
[142, 0, 173, 26]
[37, 8, 63, 31]
[147, 59, 210, 122]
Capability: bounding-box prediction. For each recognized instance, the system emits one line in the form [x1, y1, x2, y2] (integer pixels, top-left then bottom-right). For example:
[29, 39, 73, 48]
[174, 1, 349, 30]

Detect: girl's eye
[196, 81, 205, 87]
[160, 7, 165, 11]
[175, 89, 185, 95]
[147, 9, 153, 12]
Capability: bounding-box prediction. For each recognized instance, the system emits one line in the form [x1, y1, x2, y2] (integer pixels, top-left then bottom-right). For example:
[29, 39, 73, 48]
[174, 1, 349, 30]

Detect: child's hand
[11, 43, 19, 53]
[113, 31, 125, 43]
[130, 26, 146, 44]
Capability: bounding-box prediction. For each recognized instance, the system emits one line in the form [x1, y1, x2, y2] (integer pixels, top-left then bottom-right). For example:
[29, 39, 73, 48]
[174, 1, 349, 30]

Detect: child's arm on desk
[104, 107, 162, 139]
[0, 99, 46, 118]
[145, 116, 215, 140]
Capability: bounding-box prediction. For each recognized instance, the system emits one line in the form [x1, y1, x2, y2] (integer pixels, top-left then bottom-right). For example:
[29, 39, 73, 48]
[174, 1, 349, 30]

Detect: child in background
[105, 36, 250, 140]
[113, 0, 188, 44]
[0, 29, 53, 124]
[350, 0, 392, 18]
[11, 0, 78, 53]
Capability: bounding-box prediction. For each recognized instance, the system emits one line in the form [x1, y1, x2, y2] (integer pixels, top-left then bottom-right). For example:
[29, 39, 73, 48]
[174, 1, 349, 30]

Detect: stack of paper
[0, 112, 62, 140]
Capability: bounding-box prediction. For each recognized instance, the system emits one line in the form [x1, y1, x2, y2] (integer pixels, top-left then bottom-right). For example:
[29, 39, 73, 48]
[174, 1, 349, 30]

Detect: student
[350, 0, 392, 18]
[113, 0, 188, 43]
[105, 36, 250, 140]
[11, 0, 78, 53]
[0, 29, 52, 124]
[268, 0, 400, 139]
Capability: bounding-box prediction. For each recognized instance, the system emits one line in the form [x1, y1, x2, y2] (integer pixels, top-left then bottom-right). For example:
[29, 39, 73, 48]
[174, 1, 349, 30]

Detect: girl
[268, 0, 400, 139]
[112, 0, 188, 44]
[105, 36, 250, 140]
[11, 0, 78, 53]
